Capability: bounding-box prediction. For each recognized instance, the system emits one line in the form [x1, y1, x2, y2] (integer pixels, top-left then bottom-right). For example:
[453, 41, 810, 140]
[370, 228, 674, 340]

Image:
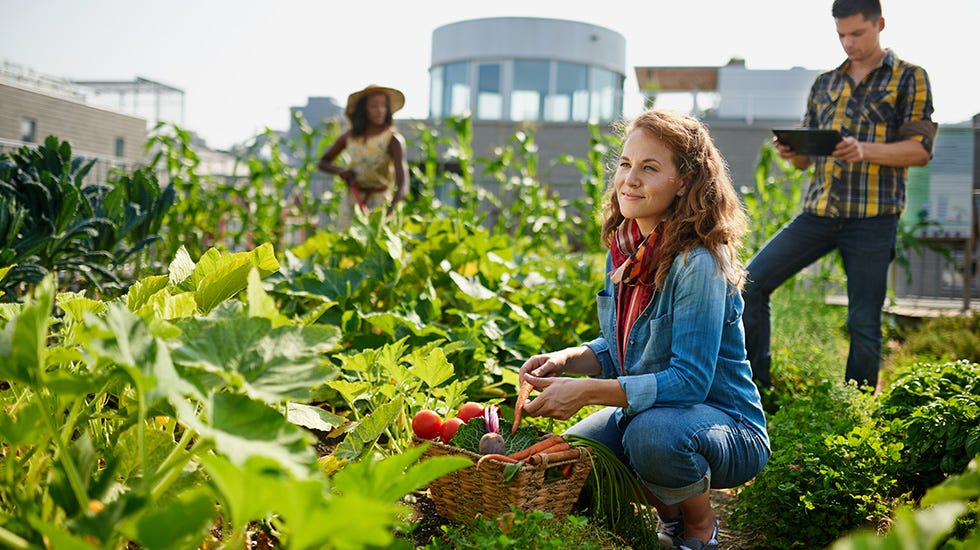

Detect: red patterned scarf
[610, 219, 665, 371]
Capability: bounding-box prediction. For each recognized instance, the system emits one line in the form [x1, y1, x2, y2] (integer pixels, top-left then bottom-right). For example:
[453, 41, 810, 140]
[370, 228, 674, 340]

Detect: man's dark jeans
[742, 213, 898, 389]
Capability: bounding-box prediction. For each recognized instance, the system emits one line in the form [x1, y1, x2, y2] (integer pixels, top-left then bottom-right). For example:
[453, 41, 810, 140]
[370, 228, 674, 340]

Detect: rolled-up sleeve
[584, 335, 618, 380]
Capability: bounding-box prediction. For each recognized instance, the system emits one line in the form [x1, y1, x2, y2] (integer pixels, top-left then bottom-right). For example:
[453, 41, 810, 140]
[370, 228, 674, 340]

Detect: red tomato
[412, 409, 443, 440]
[456, 402, 485, 423]
[440, 417, 465, 444]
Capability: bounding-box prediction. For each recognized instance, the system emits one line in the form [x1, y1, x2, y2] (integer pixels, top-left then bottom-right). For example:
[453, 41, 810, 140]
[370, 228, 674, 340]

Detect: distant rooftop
[0, 59, 88, 101]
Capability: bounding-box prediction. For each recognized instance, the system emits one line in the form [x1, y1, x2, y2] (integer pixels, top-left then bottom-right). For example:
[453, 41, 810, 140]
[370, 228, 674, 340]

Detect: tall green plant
[741, 140, 808, 258]
[406, 120, 455, 220]
[560, 121, 621, 253]
[481, 126, 569, 251]
[147, 122, 232, 261]
[235, 113, 342, 249]
[742, 140, 844, 290]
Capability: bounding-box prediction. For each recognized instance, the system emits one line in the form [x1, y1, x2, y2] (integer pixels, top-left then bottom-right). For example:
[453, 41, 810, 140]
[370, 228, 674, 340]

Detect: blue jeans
[742, 213, 898, 388]
[566, 406, 770, 506]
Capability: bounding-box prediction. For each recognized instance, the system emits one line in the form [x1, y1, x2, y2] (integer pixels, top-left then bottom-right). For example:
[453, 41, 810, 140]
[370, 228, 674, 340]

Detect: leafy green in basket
[451, 416, 540, 455]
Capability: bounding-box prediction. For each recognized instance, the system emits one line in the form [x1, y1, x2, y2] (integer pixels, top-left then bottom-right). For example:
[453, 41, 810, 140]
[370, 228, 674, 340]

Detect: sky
[1, 0, 976, 151]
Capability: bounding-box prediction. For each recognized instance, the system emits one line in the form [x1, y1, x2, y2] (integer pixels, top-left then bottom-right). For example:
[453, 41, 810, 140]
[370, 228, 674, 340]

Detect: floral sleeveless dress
[338, 126, 399, 228]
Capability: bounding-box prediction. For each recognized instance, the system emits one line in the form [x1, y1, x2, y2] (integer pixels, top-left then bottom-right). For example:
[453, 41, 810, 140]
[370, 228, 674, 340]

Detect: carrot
[524, 443, 572, 465]
[511, 380, 535, 435]
[505, 434, 565, 461]
[476, 454, 519, 468]
[527, 447, 579, 466]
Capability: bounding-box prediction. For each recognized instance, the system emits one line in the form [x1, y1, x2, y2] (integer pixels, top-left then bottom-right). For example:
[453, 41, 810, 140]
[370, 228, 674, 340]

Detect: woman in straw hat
[318, 84, 408, 229]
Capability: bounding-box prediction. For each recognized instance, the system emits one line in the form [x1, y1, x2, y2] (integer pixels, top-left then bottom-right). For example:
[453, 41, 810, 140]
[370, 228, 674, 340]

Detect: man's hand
[773, 136, 813, 170]
[832, 136, 865, 163]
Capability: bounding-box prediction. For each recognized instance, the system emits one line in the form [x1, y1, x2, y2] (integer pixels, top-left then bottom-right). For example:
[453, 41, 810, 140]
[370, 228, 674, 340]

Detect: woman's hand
[518, 351, 567, 384]
[520, 375, 588, 420]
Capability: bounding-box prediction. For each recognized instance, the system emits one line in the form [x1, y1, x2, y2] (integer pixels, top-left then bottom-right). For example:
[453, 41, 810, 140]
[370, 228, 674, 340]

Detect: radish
[478, 404, 507, 455]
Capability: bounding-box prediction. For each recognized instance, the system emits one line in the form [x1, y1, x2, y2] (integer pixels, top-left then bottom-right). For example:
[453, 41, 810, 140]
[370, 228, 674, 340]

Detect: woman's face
[615, 129, 687, 235]
[365, 92, 389, 126]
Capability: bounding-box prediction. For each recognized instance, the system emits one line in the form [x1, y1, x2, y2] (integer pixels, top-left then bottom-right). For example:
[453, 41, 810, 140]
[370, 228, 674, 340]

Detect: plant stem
[0, 526, 30, 550]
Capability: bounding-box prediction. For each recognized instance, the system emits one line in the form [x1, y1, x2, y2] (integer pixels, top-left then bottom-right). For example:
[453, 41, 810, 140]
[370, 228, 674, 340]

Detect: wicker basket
[418, 436, 593, 523]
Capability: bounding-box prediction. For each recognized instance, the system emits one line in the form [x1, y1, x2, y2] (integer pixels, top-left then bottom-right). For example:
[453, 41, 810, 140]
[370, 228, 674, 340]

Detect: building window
[115, 137, 125, 158]
[511, 60, 549, 121]
[476, 63, 502, 120]
[21, 119, 37, 143]
[546, 62, 589, 122]
[429, 66, 444, 118]
[590, 67, 621, 122]
[430, 64, 470, 118]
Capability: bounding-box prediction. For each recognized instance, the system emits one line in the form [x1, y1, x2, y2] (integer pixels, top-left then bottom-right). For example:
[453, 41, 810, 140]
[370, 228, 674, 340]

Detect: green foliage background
[0, 117, 977, 549]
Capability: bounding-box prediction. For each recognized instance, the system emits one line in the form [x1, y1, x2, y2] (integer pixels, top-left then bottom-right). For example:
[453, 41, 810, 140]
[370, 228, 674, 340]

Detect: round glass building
[429, 17, 626, 123]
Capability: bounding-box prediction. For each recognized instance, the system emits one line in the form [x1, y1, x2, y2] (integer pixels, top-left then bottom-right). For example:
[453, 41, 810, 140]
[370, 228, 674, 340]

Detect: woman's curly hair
[601, 109, 748, 290]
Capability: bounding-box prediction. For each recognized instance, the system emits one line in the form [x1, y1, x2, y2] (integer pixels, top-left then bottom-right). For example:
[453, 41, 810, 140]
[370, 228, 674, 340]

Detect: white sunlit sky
[1, 0, 976, 150]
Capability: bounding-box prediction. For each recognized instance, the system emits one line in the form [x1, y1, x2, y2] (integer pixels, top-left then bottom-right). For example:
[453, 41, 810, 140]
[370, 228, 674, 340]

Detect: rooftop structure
[429, 17, 626, 123]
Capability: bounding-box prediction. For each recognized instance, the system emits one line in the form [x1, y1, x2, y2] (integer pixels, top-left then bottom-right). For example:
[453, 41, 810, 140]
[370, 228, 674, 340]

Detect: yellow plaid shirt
[801, 49, 935, 218]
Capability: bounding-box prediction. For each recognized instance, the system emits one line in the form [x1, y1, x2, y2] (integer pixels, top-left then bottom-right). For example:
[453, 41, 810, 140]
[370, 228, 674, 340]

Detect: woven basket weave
[418, 436, 593, 523]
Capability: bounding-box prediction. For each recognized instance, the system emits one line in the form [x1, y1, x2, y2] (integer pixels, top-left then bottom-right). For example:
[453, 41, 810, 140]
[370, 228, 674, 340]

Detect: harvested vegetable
[450, 414, 539, 455]
[456, 402, 485, 423]
[511, 380, 535, 435]
[440, 417, 465, 444]
[412, 409, 443, 440]
[476, 453, 519, 467]
[526, 446, 578, 465]
[505, 434, 565, 461]
[483, 404, 501, 435]
[479, 432, 507, 455]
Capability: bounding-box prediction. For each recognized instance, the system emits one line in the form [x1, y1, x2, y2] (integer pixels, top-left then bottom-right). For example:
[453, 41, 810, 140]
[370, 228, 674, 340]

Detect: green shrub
[831, 457, 980, 549]
[892, 313, 980, 363]
[423, 508, 628, 550]
[874, 360, 980, 497]
[730, 382, 909, 548]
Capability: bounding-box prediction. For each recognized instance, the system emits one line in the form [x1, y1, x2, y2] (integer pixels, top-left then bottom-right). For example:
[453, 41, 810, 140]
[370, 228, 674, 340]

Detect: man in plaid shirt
[743, 0, 936, 391]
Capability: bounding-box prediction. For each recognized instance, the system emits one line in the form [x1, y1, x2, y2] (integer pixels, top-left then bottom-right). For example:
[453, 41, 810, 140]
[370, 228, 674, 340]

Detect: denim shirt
[583, 247, 768, 441]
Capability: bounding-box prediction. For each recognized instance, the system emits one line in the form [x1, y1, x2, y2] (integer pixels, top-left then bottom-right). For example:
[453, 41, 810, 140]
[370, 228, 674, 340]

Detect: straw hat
[345, 84, 405, 117]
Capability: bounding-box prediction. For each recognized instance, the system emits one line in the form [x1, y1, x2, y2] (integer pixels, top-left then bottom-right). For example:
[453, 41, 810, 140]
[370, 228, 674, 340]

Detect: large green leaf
[290, 487, 406, 550]
[246, 267, 290, 327]
[334, 396, 403, 461]
[0, 399, 47, 447]
[121, 486, 215, 550]
[167, 246, 196, 287]
[172, 316, 335, 403]
[331, 442, 471, 503]
[125, 274, 170, 311]
[79, 303, 196, 409]
[0, 274, 53, 385]
[136, 290, 198, 320]
[196, 454, 289, 540]
[287, 402, 347, 433]
[407, 346, 455, 389]
[192, 392, 315, 478]
[200, 453, 406, 550]
[193, 244, 280, 314]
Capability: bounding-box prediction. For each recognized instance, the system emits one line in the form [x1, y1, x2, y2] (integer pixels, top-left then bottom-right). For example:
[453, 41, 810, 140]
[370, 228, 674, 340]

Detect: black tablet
[771, 128, 843, 156]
